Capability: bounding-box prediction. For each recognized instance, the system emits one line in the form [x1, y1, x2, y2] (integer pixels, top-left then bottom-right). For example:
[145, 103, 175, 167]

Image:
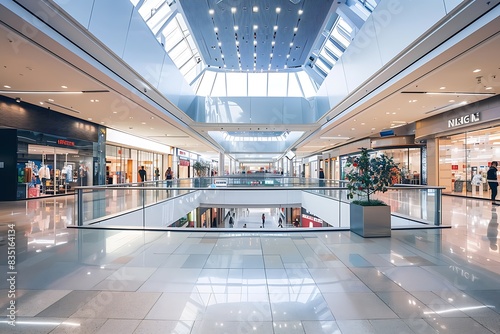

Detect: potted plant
[192, 161, 209, 187]
[345, 147, 400, 237]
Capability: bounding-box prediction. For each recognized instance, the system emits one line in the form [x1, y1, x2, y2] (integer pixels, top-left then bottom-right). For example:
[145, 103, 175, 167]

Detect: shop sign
[179, 159, 189, 166]
[448, 112, 480, 128]
[177, 149, 187, 157]
[57, 139, 75, 146]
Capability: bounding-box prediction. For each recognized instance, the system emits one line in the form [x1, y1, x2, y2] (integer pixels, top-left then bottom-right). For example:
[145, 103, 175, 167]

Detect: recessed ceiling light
[218, 42, 222, 47]
[361, 123, 365, 125]
[236, 41, 239, 46]
[234, 25, 238, 31]
[253, 6, 258, 12]
[440, 86, 446, 90]
[3, 85, 11, 88]
[88, 117, 92, 121]
[274, 25, 278, 31]
[486, 86, 493, 90]
[351, 128, 355, 131]
[48, 98, 54, 102]
[449, 99, 455, 102]
[473, 69, 481, 73]
[253, 40, 257, 45]
[293, 27, 298, 32]
[392, 112, 396, 114]
[276, 7, 281, 13]
[39, 102, 44, 105]
[270, 53, 273, 57]
[221, 54, 224, 58]
[113, 111, 117, 114]
[141, 122, 146, 125]
[286, 54, 290, 58]
[214, 27, 218, 32]
[386, 112, 390, 114]
[231, 7, 236, 14]
[253, 25, 258, 30]
[208, 9, 214, 15]
[271, 41, 275, 46]
[101, 121, 105, 124]
[61, 85, 67, 89]
[298, 9, 303, 15]
[290, 42, 293, 47]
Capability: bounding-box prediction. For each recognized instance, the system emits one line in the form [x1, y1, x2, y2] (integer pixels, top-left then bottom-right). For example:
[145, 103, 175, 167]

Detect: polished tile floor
[1, 195, 500, 333]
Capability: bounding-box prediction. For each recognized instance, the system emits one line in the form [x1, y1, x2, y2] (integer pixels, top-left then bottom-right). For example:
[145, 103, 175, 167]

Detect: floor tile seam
[422, 315, 497, 333]
[391, 235, 450, 265]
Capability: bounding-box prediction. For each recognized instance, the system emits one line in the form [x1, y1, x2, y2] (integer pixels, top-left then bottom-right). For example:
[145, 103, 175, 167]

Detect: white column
[219, 152, 225, 176]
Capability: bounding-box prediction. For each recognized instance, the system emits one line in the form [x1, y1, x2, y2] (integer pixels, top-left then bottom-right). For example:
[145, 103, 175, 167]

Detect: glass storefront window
[106, 144, 164, 184]
[340, 147, 422, 184]
[439, 126, 500, 198]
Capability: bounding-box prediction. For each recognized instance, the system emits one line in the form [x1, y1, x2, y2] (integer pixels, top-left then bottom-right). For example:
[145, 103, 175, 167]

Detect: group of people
[138, 166, 174, 185]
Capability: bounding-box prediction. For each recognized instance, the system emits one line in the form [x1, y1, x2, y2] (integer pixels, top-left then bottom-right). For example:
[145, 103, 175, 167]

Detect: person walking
[488, 161, 499, 205]
[278, 216, 283, 228]
[319, 168, 325, 187]
[262, 213, 265, 227]
[165, 167, 173, 187]
[138, 166, 147, 182]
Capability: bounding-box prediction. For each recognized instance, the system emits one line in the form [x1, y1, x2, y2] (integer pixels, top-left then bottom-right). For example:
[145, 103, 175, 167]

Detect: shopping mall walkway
[1, 195, 500, 333]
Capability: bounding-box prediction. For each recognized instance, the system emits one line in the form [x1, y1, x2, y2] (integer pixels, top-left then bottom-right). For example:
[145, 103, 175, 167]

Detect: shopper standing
[262, 213, 266, 227]
[138, 166, 147, 182]
[488, 161, 499, 205]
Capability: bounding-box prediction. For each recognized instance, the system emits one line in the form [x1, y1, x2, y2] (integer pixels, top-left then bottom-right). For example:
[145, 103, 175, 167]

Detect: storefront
[415, 95, 500, 199]
[328, 136, 424, 184]
[0, 95, 103, 201]
[17, 130, 95, 198]
[105, 129, 171, 184]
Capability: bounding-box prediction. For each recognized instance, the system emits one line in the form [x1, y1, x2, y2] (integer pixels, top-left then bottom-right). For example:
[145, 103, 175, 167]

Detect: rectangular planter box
[350, 203, 391, 237]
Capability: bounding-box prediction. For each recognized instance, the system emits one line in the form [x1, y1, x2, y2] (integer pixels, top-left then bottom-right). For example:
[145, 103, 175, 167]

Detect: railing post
[77, 188, 83, 226]
[434, 188, 442, 226]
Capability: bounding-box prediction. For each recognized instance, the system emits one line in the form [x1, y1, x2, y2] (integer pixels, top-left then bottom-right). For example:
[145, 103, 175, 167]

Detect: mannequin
[38, 164, 50, 193]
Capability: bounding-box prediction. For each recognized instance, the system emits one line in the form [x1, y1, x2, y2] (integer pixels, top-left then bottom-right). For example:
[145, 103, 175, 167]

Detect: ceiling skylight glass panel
[137, 0, 165, 20]
[197, 71, 216, 96]
[147, 5, 172, 34]
[288, 73, 302, 97]
[163, 21, 183, 52]
[315, 57, 332, 74]
[297, 71, 317, 98]
[248, 73, 268, 96]
[319, 48, 336, 67]
[268, 73, 288, 97]
[170, 40, 189, 63]
[227, 73, 247, 96]
[182, 59, 198, 83]
[211, 73, 227, 96]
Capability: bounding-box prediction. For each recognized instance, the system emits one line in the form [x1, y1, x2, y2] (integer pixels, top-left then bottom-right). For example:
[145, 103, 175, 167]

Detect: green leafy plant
[345, 148, 400, 206]
[193, 161, 210, 177]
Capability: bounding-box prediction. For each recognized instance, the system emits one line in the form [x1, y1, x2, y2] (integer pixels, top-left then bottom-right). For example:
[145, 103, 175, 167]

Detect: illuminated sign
[448, 112, 480, 128]
[57, 139, 75, 146]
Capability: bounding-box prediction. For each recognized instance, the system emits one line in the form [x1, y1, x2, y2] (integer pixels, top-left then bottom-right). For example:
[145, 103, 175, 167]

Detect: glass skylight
[131, 0, 378, 98]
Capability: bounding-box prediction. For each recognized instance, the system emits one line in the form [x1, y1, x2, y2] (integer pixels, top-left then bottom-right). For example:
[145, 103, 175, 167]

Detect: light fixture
[15, 97, 21, 103]
[298, 9, 303, 15]
[253, 6, 258, 12]
[320, 136, 351, 140]
[276, 7, 281, 13]
[208, 9, 214, 15]
[231, 7, 236, 13]
[401, 91, 495, 96]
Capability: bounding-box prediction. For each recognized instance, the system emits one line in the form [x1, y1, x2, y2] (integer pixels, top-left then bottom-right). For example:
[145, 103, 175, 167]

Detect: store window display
[438, 127, 500, 199]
